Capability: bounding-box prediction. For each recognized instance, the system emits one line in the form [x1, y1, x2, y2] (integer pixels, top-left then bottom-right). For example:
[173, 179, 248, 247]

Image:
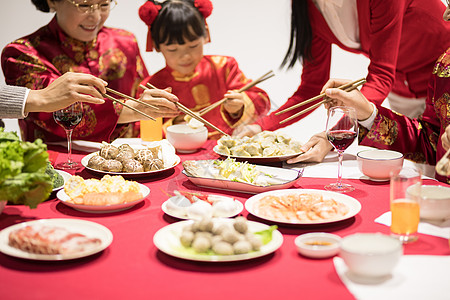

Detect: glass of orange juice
[389, 166, 422, 243]
[140, 118, 162, 142]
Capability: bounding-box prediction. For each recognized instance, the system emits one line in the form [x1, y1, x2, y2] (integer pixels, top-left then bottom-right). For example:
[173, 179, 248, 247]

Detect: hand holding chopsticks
[101, 90, 157, 121]
[142, 83, 229, 136]
[278, 78, 366, 124]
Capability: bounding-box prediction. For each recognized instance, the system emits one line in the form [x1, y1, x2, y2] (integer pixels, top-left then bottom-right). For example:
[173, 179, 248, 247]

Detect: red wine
[54, 112, 82, 130]
[327, 130, 357, 151]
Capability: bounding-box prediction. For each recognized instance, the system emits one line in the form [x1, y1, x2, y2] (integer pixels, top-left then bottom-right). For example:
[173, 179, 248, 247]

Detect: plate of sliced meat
[0, 219, 113, 260]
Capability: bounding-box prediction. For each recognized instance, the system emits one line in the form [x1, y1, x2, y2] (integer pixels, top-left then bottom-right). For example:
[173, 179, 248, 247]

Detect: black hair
[281, 0, 313, 69]
[31, 0, 60, 12]
[151, 0, 207, 50]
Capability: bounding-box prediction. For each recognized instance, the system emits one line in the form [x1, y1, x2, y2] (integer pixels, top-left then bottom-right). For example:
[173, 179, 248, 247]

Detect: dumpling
[289, 140, 303, 153]
[263, 146, 279, 157]
[216, 144, 231, 156]
[276, 133, 292, 144]
[218, 135, 236, 148]
[231, 146, 251, 157]
[244, 143, 262, 156]
[260, 138, 275, 149]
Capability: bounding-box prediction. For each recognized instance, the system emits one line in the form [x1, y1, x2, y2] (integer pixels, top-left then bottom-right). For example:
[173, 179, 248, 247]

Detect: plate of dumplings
[81, 140, 180, 178]
[213, 131, 304, 163]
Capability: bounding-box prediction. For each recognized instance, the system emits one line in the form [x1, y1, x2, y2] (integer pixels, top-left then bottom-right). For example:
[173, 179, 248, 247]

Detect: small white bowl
[408, 185, 450, 221]
[340, 233, 402, 278]
[357, 149, 404, 181]
[295, 232, 341, 259]
[166, 124, 208, 153]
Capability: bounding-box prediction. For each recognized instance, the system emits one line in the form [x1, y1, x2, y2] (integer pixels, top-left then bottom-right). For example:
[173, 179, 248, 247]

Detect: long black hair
[281, 0, 313, 69]
[31, 0, 59, 12]
[151, 0, 208, 50]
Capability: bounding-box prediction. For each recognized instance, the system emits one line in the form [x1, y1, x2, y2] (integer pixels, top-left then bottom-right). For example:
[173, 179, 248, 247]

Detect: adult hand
[442, 124, 450, 150]
[321, 78, 374, 121]
[286, 132, 333, 164]
[25, 72, 107, 113]
[119, 87, 180, 122]
[223, 90, 245, 116]
[232, 124, 262, 138]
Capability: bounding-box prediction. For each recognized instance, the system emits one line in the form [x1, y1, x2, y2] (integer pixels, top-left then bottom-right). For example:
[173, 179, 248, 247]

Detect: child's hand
[223, 90, 244, 115]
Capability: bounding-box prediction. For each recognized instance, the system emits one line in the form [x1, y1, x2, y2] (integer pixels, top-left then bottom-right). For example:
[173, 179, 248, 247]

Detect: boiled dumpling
[263, 146, 278, 157]
[218, 135, 236, 148]
[231, 146, 251, 157]
[276, 133, 292, 144]
[244, 143, 262, 156]
[216, 144, 231, 156]
[289, 140, 303, 153]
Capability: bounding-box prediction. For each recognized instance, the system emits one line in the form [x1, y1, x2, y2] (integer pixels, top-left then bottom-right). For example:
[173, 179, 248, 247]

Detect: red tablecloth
[1, 141, 449, 300]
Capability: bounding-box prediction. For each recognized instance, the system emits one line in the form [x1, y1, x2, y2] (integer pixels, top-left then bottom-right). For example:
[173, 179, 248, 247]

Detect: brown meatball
[143, 158, 164, 171]
[122, 159, 144, 173]
[101, 159, 123, 172]
[99, 144, 119, 159]
[116, 150, 135, 163]
[87, 155, 106, 170]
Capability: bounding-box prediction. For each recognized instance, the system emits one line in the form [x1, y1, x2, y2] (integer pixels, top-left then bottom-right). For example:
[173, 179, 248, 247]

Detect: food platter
[81, 148, 180, 178]
[153, 218, 283, 262]
[56, 184, 150, 213]
[245, 189, 361, 225]
[161, 199, 244, 219]
[0, 218, 113, 261]
[52, 170, 72, 192]
[182, 163, 303, 194]
[213, 145, 303, 163]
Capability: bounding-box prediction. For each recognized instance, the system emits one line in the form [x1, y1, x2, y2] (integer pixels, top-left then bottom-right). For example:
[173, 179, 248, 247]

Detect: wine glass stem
[336, 150, 344, 188]
[65, 129, 74, 164]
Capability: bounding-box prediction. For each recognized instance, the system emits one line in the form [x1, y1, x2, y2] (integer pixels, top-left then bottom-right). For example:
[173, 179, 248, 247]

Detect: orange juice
[140, 118, 162, 141]
[390, 199, 420, 235]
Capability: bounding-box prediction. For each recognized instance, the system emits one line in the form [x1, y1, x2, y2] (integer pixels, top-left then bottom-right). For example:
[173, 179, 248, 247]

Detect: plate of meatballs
[81, 140, 180, 178]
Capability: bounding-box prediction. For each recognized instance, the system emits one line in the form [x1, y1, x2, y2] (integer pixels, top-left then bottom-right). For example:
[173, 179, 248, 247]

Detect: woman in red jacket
[235, 0, 450, 137]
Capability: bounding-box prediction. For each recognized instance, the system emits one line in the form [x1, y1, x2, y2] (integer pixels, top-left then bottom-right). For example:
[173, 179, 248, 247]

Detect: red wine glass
[53, 102, 83, 170]
[325, 106, 358, 193]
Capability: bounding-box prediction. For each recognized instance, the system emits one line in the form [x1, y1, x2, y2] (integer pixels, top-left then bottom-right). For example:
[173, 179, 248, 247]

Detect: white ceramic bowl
[295, 232, 341, 259]
[166, 124, 208, 153]
[340, 233, 402, 278]
[357, 149, 404, 181]
[411, 185, 450, 220]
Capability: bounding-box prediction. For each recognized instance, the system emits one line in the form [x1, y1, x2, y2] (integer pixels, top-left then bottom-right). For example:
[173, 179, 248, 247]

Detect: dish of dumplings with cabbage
[213, 131, 303, 162]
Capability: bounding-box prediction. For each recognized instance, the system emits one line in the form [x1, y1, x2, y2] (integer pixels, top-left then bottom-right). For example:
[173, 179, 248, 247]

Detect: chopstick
[436, 147, 450, 176]
[143, 83, 229, 136]
[197, 70, 275, 116]
[105, 87, 159, 110]
[101, 93, 156, 121]
[275, 78, 366, 116]
[279, 79, 366, 124]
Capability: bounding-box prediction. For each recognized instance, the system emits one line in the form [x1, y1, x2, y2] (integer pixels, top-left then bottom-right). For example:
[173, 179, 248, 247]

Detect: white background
[2, 0, 444, 143]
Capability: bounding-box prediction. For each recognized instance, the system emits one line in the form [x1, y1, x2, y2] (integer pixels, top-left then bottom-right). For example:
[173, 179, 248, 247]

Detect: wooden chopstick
[279, 79, 366, 124]
[143, 83, 229, 136]
[198, 70, 275, 116]
[101, 93, 156, 121]
[275, 78, 366, 116]
[105, 87, 159, 110]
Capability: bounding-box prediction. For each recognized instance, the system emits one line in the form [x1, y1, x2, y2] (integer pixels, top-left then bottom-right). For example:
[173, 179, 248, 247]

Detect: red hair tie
[138, 1, 161, 51]
[194, 0, 213, 19]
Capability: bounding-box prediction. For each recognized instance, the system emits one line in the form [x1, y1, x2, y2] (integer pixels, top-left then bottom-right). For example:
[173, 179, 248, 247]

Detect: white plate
[0, 218, 113, 261]
[81, 143, 180, 178]
[213, 145, 303, 163]
[245, 189, 361, 224]
[153, 219, 283, 262]
[56, 184, 150, 213]
[182, 165, 303, 194]
[52, 170, 72, 192]
[161, 199, 244, 219]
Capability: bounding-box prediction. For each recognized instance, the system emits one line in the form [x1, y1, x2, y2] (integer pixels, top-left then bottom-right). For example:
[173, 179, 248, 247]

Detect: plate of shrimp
[245, 189, 361, 225]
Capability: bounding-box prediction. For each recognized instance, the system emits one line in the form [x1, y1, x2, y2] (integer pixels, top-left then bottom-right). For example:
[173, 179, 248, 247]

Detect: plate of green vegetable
[45, 163, 71, 192]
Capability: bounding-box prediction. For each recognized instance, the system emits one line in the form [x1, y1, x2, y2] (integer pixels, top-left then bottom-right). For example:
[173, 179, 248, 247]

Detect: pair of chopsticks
[141, 83, 229, 136]
[196, 70, 275, 116]
[102, 87, 159, 121]
[276, 78, 366, 124]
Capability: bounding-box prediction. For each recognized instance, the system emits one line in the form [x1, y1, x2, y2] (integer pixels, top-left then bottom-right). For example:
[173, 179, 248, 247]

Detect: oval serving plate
[56, 184, 150, 213]
[245, 189, 361, 225]
[81, 144, 180, 178]
[153, 218, 283, 262]
[213, 145, 303, 163]
[0, 218, 113, 261]
[161, 199, 244, 219]
[182, 160, 303, 194]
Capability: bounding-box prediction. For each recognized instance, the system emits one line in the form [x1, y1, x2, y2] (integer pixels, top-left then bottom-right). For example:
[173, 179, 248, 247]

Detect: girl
[138, 0, 270, 138]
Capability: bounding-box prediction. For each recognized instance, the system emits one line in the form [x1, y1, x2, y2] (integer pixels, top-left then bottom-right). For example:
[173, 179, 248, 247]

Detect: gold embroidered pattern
[433, 48, 450, 77]
[366, 114, 398, 145]
[99, 48, 127, 81]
